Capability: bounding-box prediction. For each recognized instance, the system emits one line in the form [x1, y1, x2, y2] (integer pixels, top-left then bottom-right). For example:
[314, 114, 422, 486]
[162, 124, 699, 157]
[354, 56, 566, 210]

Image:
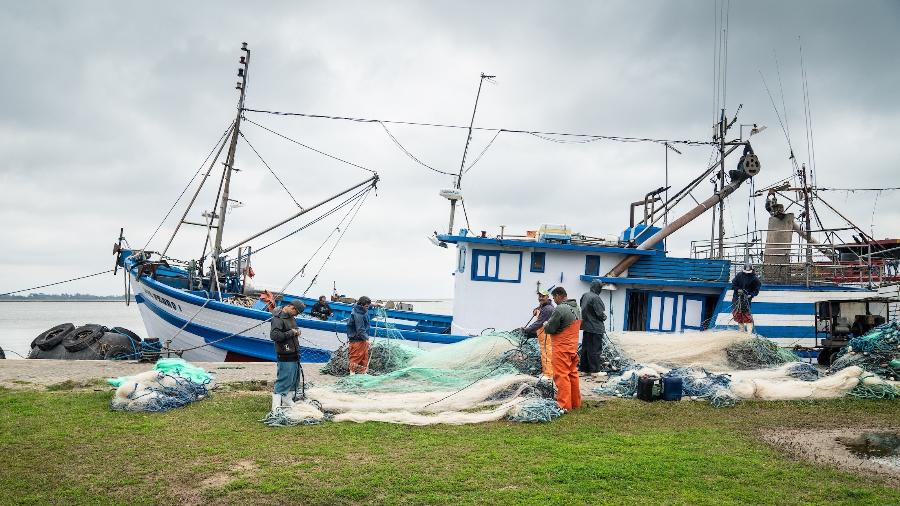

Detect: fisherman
[522, 288, 555, 379]
[311, 295, 333, 320]
[269, 300, 305, 411]
[346, 296, 372, 374]
[544, 286, 582, 411]
[732, 264, 762, 332]
[579, 280, 607, 378]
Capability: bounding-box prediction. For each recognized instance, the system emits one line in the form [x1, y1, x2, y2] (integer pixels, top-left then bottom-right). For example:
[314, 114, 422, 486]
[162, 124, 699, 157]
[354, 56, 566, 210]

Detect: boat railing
[690, 237, 900, 287]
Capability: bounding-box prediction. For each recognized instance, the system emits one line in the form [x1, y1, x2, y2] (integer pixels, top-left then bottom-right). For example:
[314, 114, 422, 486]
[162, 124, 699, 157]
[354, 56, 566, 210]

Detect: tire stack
[27, 323, 144, 361]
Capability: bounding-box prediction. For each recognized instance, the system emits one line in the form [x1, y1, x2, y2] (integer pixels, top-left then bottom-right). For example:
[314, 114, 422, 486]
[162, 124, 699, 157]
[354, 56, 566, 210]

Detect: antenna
[447, 73, 494, 235]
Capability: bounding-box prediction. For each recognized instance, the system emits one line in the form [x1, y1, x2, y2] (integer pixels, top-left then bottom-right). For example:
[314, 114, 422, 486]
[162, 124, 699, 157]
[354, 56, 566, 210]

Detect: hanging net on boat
[830, 320, 900, 380]
[108, 358, 212, 412]
[593, 330, 898, 407]
[273, 328, 562, 425]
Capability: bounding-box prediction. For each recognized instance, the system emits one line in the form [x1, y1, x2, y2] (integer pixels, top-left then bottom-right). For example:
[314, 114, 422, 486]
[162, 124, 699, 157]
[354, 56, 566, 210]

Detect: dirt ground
[760, 428, 900, 487]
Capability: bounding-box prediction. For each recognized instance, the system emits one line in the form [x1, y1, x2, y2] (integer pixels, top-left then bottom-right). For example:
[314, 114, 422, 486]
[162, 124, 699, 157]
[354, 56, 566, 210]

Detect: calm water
[0, 302, 147, 359]
[0, 299, 453, 359]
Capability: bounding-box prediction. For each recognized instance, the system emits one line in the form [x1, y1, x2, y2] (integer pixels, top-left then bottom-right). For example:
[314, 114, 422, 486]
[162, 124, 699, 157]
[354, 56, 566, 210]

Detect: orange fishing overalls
[550, 319, 582, 410]
[536, 327, 554, 377]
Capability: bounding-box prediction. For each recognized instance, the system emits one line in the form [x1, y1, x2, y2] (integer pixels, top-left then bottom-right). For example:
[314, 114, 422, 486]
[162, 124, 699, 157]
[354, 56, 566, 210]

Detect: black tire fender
[32, 323, 76, 351]
[63, 324, 106, 352]
[109, 326, 142, 343]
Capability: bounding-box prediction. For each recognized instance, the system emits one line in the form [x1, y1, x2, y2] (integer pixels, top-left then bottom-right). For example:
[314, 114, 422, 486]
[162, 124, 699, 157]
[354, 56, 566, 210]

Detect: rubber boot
[271, 393, 281, 412]
[747, 322, 754, 334]
[738, 323, 746, 332]
[282, 394, 295, 408]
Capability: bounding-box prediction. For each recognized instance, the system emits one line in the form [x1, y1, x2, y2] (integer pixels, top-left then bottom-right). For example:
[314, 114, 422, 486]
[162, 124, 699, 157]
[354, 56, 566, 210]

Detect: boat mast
[213, 42, 251, 260]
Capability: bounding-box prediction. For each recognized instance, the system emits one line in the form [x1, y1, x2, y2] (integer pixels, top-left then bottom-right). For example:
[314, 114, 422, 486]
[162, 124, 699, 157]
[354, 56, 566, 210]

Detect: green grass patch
[0, 390, 897, 505]
[45, 379, 109, 391]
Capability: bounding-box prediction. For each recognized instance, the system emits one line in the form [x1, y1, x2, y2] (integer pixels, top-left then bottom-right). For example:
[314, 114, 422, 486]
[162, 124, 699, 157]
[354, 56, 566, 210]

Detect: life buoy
[31, 323, 75, 351]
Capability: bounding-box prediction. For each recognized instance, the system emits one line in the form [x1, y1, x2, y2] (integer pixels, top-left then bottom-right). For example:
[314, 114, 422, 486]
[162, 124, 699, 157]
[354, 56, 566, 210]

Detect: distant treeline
[0, 292, 125, 301]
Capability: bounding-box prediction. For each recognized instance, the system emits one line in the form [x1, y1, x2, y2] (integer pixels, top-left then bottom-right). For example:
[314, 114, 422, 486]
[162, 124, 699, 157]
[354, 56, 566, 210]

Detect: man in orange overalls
[543, 286, 582, 411]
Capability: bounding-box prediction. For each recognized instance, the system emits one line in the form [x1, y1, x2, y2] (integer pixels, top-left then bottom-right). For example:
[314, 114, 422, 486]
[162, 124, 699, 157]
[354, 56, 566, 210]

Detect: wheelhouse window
[472, 249, 522, 283]
[585, 255, 601, 276]
[530, 251, 546, 273]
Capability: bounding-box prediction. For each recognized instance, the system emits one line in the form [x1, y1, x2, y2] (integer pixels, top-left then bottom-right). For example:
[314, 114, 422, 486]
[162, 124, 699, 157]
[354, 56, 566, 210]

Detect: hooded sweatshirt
[346, 304, 371, 342]
[544, 299, 581, 335]
[580, 280, 608, 334]
[732, 270, 761, 301]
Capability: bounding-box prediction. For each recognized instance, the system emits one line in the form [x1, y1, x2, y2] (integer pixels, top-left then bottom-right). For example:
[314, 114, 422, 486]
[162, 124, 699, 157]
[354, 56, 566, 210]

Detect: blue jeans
[274, 360, 299, 395]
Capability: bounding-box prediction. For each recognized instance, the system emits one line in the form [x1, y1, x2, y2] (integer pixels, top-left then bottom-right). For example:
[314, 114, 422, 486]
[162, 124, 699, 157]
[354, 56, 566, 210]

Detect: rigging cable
[0, 270, 114, 297]
[463, 129, 502, 174]
[243, 117, 378, 175]
[242, 108, 716, 147]
[377, 121, 455, 176]
[141, 122, 235, 251]
[245, 184, 374, 256]
[239, 131, 304, 208]
[301, 188, 373, 296]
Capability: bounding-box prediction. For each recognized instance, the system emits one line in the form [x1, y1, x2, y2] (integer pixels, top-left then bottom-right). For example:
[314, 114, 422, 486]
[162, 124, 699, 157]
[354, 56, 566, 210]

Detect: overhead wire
[242, 108, 715, 147]
[243, 117, 378, 175]
[239, 131, 303, 208]
[463, 129, 502, 174]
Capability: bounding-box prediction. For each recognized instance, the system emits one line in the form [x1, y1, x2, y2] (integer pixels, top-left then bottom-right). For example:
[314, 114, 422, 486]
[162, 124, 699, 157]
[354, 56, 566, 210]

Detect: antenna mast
[213, 42, 251, 259]
[447, 72, 494, 235]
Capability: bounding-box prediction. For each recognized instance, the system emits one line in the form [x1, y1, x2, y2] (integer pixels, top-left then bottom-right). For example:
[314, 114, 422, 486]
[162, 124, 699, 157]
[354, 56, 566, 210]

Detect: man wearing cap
[522, 289, 555, 379]
[731, 264, 761, 332]
[544, 286, 583, 411]
[269, 300, 305, 411]
[346, 296, 372, 374]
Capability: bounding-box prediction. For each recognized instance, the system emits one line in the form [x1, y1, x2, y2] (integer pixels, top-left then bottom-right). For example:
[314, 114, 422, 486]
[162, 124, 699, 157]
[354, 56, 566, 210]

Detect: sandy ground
[760, 428, 900, 487]
[0, 359, 332, 389]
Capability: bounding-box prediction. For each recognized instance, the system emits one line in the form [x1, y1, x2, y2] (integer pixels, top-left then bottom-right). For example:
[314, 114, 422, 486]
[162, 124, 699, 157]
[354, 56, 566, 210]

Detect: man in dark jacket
[731, 264, 761, 332]
[346, 296, 372, 374]
[311, 295, 333, 320]
[269, 300, 305, 411]
[523, 289, 555, 379]
[579, 280, 607, 377]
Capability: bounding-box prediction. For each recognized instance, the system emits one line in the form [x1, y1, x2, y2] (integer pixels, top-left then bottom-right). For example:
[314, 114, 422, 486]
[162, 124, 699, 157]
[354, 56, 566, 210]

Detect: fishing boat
[116, 43, 897, 364]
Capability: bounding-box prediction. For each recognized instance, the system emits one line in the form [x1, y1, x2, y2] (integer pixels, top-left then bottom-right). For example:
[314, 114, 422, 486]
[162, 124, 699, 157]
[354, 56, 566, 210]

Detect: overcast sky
[2, 1, 898, 299]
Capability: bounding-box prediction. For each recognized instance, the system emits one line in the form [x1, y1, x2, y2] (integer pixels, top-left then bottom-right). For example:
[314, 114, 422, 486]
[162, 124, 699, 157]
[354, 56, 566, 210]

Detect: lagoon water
[0, 302, 147, 359]
[0, 299, 453, 359]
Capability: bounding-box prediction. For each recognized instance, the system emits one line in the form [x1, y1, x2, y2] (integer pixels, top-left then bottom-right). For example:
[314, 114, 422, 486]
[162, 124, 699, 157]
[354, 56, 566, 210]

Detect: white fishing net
[265, 330, 561, 426]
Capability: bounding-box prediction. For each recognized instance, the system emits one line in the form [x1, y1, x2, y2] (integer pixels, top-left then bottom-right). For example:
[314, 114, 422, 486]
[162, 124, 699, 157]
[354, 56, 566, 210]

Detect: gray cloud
[2, 0, 898, 298]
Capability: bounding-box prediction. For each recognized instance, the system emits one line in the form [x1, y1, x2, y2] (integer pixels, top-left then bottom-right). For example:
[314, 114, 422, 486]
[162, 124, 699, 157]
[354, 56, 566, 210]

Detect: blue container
[661, 376, 683, 401]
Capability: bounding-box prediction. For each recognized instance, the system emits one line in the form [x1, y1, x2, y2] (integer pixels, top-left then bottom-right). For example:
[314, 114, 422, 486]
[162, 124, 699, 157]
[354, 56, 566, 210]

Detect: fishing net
[273, 329, 561, 425]
[830, 320, 900, 379]
[593, 331, 896, 408]
[320, 340, 425, 377]
[108, 359, 212, 412]
[725, 337, 799, 369]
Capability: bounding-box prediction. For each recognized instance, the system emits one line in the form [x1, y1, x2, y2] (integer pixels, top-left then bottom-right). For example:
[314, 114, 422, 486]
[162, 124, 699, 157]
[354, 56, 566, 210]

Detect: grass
[0, 389, 897, 505]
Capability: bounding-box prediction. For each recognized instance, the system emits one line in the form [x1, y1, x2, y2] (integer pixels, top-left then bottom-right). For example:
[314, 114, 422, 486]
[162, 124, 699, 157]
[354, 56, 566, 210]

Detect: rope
[141, 122, 234, 251]
[243, 108, 716, 146]
[463, 130, 502, 174]
[0, 270, 114, 297]
[243, 118, 378, 174]
[239, 131, 303, 208]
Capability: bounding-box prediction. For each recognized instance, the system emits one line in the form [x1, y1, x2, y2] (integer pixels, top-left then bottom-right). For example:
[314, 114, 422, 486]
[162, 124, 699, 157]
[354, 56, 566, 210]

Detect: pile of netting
[320, 340, 425, 377]
[593, 330, 899, 407]
[270, 330, 564, 426]
[108, 358, 212, 412]
[830, 320, 900, 380]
